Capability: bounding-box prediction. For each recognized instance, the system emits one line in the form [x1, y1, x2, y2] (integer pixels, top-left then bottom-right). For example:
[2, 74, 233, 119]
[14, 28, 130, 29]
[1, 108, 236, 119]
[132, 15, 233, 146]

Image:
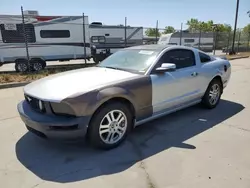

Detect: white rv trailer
[158, 32, 214, 52]
[0, 11, 91, 72]
[89, 23, 143, 62]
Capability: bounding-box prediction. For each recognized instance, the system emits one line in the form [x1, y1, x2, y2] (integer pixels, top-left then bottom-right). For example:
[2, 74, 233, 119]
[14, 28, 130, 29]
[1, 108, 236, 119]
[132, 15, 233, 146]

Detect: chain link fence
[0, 7, 249, 73]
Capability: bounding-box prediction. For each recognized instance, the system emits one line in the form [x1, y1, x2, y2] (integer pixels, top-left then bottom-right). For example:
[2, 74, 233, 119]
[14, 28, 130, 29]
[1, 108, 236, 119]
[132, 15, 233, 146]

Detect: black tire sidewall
[88, 102, 133, 149]
[202, 79, 222, 109]
[30, 59, 45, 72]
[15, 61, 28, 72]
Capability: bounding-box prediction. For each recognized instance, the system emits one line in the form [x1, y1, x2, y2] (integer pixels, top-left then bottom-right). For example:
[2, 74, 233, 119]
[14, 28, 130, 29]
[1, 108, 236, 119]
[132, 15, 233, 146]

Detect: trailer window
[0, 24, 36, 43]
[91, 36, 106, 43]
[184, 39, 195, 43]
[40, 30, 70, 38]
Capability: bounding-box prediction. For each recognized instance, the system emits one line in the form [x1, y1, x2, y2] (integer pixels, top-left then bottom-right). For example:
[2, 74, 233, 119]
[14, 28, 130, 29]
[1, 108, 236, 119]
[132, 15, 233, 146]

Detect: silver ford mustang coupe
[17, 45, 231, 149]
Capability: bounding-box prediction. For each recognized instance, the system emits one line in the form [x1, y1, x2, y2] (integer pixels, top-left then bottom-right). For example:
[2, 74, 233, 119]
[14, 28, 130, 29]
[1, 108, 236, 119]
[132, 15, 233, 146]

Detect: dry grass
[0, 67, 79, 84]
[226, 52, 250, 60]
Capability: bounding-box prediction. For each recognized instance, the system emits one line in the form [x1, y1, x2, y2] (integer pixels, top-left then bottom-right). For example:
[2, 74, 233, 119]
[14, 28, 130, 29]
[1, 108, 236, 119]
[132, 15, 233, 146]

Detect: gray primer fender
[94, 86, 137, 111]
[63, 75, 153, 121]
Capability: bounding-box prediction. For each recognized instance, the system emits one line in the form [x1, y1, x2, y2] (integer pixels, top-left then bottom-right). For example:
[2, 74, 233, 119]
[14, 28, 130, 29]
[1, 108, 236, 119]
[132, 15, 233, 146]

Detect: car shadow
[15, 99, 244, 183]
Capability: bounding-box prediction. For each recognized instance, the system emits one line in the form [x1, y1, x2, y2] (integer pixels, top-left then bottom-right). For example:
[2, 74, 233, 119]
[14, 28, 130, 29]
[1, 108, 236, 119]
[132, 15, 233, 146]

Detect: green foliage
[243, 24, 250, 34]
[186, 18, 232, 32]
[163, 26, 175, 34]
[145, 28, 161, 37]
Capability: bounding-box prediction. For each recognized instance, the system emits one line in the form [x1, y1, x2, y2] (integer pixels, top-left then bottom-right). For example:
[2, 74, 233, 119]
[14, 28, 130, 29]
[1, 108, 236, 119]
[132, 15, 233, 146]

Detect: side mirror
[154, 63, 176, 73]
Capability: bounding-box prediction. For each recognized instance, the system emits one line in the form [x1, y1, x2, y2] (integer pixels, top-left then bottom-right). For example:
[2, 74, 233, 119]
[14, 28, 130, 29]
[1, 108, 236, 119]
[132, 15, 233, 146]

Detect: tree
[186, 18, 200, 32]
[215, 24, 232, 32]
[145, 28, 161, 37]
[186, 18, 232, 33]
[243, 24, 250, 34]
[199, 20, 214, 32]
[163, 26, 175, 34]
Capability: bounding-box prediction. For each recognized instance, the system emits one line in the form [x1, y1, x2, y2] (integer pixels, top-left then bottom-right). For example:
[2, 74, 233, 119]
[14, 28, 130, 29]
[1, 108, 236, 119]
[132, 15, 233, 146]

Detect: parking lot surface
[0, 58, 250, 188]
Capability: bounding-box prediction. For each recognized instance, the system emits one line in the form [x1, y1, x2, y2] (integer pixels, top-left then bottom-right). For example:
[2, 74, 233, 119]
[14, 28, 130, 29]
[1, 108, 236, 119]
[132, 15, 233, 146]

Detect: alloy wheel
[209, 83, 220, 105]
[99, 110, 127, 144]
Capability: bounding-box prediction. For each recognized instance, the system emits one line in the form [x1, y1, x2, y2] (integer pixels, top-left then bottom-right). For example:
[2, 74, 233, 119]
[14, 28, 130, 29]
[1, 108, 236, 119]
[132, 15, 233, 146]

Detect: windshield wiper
[99, 66, 126, 71]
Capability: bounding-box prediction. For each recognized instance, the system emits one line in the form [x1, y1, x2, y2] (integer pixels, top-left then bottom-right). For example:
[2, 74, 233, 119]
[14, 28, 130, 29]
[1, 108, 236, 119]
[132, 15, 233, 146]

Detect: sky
[1, 0, 249, 30]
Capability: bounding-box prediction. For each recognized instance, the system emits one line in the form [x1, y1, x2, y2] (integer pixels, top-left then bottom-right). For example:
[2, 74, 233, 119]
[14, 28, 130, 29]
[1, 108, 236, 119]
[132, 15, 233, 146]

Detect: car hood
[24, 67, 139, 102]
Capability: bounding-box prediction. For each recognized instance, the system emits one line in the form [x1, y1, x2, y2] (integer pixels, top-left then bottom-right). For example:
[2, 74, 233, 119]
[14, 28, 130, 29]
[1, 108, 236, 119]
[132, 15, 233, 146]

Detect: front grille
[25, 94, 46, 113]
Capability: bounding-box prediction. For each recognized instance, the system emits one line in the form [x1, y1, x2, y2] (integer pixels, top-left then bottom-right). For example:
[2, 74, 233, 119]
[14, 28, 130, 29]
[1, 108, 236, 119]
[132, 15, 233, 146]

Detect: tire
[15, 59, 29, 73]
[93, 57, 99, 64]
[87, 102, 133, 150]
[30, 59, 46, 72]
[202, 78, 222, 109]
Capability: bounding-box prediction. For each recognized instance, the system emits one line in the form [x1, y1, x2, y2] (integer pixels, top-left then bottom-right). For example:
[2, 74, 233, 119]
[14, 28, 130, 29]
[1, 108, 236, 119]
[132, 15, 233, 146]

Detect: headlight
[50, 102, 76, 117]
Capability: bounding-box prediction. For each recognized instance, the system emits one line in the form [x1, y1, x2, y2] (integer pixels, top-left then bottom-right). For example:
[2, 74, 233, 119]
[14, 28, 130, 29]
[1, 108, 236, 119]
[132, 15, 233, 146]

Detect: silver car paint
[23, 67, 140, 102]
[21, 45, 231, 128]
[147, 46, 231, 115]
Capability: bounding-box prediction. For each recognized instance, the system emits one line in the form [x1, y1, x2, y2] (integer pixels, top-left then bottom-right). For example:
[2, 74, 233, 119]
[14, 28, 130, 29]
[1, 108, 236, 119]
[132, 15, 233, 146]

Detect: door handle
[191, 72, 198, 77]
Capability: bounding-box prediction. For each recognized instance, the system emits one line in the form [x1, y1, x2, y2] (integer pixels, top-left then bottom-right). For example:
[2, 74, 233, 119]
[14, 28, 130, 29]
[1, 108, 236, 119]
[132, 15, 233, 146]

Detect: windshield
[97, 49, 158, 73]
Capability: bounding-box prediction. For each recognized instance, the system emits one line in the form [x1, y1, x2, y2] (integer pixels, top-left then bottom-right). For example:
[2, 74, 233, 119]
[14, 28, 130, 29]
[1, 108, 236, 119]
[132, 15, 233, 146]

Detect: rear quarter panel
[199, 58, 231, 90]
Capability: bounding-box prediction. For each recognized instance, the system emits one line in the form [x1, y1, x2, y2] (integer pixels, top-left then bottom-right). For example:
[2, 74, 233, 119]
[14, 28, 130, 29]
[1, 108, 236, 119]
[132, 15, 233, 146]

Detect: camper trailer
[0, 11, 91, 72]
[158, 32, 214, 52]
[89, 23, 143, 63]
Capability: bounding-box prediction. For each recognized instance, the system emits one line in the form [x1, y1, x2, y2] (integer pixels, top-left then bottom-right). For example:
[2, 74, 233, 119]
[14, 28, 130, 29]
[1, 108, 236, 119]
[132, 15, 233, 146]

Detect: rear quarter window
[199, 52, 211, 63]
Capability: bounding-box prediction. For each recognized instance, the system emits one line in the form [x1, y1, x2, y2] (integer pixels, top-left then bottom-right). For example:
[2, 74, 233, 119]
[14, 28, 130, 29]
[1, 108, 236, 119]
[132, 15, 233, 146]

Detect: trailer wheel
[93, 57, 100, 64]
[30, 58, 46, 72]
[15, 59, 29, 73]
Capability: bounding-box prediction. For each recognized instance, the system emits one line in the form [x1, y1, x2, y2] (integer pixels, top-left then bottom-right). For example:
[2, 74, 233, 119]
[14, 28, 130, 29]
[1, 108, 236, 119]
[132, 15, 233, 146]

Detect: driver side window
[156, 49, 196, 69]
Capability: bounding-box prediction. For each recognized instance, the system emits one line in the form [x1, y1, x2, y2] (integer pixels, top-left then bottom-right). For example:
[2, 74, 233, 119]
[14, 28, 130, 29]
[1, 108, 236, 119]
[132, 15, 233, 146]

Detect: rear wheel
[202, 79, 222, 109]
[30, 59, 46, 72]
[87, 102, 133, 149]
[15, 59, 29, 72]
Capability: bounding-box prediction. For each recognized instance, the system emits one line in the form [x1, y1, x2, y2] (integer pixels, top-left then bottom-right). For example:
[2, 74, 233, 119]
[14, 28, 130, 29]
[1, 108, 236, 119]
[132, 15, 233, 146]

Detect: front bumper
[17, 100, 90, 140]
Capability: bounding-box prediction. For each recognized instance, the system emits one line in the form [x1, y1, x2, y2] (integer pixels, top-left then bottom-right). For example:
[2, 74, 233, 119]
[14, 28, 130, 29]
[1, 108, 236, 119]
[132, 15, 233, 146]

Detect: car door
[150, 48, 201, 114]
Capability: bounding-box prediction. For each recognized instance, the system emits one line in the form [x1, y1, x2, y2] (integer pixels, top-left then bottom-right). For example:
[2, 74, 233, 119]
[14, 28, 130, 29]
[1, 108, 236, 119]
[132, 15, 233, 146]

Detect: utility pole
[212, 24, 218, 55]
[21, 6, 30, 72]
[179, 23, 183, 45]
[231, 0, 240, 55]
[155, 20, 158, 42]
[226, 31, 231, 55]
[82, 13, 87, 64]
[237, 29, 241, 53]
[124, 17, 127, 47]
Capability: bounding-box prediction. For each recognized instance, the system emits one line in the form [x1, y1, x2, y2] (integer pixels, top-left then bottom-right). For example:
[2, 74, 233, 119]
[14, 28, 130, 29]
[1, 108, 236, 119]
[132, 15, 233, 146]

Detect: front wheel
[202, 79, 222, 109]
[87, 102, 133, 149]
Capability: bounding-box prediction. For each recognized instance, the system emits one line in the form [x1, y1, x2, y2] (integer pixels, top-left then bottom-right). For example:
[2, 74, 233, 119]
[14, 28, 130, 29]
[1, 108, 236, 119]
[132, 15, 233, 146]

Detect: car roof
[125, 44, 197, 52]
[126, 44, 171, 51]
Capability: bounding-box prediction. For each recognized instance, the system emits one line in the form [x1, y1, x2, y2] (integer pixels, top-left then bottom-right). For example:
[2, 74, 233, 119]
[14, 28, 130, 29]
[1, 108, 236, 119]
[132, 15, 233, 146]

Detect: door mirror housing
[154, 63, 176, 73]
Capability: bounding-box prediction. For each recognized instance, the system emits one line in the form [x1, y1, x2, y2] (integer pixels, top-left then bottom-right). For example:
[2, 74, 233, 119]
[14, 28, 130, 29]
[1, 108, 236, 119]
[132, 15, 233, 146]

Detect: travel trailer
[89, 22, 143, 63]
[0, 11, 91, 72]
[158, 32, 214, 52]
